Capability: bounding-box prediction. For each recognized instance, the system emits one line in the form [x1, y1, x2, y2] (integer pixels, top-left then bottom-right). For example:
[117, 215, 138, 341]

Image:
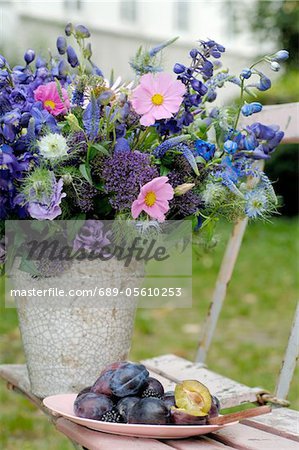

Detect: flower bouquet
[0, 23, 288, 396]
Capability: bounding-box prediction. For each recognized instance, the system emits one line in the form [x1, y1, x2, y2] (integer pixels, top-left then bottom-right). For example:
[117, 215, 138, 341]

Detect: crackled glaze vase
[14, 258, 143, 398]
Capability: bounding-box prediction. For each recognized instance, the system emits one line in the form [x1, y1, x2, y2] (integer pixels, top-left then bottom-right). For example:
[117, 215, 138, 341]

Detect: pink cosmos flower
[131, 176, 174, 222]
[131, 73, 186, 126]
[34, 81, 70, 116]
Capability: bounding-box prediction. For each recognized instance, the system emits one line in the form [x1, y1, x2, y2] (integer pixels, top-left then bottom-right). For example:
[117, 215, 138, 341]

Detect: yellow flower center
[44, 100, 56, 110]
[151, 93, 164, 106]
[145, 191, 157, 207]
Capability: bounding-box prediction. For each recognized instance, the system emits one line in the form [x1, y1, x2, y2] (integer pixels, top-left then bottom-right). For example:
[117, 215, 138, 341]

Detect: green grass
[0, 217, 298, 448]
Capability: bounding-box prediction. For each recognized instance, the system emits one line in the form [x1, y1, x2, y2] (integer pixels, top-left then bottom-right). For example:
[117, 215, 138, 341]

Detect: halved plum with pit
[174, 380, 212, 417]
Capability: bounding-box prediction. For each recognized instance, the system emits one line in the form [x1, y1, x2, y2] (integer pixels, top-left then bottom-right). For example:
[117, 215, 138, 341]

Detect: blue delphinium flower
[223, 140, 238, 154]
[241, 102, 262, 117]
[195, 139, 216, 161]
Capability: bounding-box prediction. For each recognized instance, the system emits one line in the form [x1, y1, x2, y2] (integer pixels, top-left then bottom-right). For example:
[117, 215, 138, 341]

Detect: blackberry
[141, 388, 163, 399]
[100, 408, 124, 423]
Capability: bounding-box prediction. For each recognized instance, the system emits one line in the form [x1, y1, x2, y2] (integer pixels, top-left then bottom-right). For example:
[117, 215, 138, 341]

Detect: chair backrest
[196, 102, 299, 399]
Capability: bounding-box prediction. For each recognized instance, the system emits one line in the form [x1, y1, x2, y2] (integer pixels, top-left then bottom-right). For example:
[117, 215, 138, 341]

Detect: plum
[99, 361, 127, 376]
[171, 407, 208, 425]
[164, 391, 176, 410]
[208, 395, 221, 418]
[75, 386, 92, 399]
[92, 362, 149, 398]
[74, 392, 114, 420]
[175, 380, 212, 416]
[91, 369, 115, 396]
[116, 396, 140, 422]
[127, 398, 170, 425]
[110, 362, 149, 397]
[140, 377, 164, 399]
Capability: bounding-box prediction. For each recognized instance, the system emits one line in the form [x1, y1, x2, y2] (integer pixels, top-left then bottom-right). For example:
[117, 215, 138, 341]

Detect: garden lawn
[0, 217, 298, 449]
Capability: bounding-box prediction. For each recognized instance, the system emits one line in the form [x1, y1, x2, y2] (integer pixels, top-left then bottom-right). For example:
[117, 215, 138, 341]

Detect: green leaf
[88, 143, 109, 160]
[79, 163, 92, 184]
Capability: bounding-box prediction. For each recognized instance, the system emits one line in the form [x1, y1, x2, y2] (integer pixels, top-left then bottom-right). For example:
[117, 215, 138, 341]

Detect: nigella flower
[73, 220, 111, 254]
[131, 72, 185, 126]
[38, 133, 69, 160]
[244, 189, 268, 218]
[34, 81, 70, 116]
[131, 176, 174, 222]
[114, 137, 131, 153]
[24, 170, 66, 220]
[195, 139, 216, 161]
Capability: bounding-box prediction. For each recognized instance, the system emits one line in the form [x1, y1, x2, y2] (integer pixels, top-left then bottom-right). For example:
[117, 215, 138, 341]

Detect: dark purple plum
[164, 391, 176, 409]
[171, 408, 208, 425]
[208, 395, 221, 418]
[116, 396, 140, 422]
[75, 386, 92, 399]
[99, 361, 127, 376]
[140, 377, 164, 399]
[91, 370, 115, 396]
[110, 362, 149, 397]
[74, 392, 114, 420]
[127, 398, 170, 425]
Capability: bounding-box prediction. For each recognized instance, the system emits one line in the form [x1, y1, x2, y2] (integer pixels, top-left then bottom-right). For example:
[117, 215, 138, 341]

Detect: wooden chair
[1, 103, 298, 449]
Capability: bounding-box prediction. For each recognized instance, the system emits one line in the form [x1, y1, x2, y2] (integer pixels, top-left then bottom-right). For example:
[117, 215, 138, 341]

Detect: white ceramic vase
[14, 258, 143, 398]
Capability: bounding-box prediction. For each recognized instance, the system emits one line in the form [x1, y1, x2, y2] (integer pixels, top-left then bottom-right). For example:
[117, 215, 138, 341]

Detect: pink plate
[43, 394, 238, 439]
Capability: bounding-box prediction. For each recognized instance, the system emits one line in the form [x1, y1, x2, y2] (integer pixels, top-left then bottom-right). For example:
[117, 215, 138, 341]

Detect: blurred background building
[1, 0, 280, 103]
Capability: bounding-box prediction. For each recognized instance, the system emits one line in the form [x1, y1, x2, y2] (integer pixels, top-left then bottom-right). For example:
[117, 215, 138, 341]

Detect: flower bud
[67, 45, 79, 68]
[173, 63, 185, 74]
[65, 22, 73, 36]
[271, 50, 289, 62]
[35, 55, 46, 68]
[174, 183, 195, 196]
[24, 49, 35, 64]
[58, 59, 68, 77]
[241, 68, 251, 79]
[75, 24, 91, 39]
[56, 36, 67, 55]
[62, 173, 73, 185]
[270, 61, 280, 72]
[189, 48, 198, 58]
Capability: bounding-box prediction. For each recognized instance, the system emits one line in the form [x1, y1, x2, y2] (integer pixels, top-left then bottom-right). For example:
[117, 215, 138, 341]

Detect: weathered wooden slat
[165, 437, 236, 449]
[212, 423, 299, 450]
[142, 355, 264, 408]
[243, 407, 299, 442]
[195, 218, 249, 363]
[0, 364, 46, 410]
[276, 302, 299, 400]
[56, 418, 174, 450]
[240, 102, 299, 144]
